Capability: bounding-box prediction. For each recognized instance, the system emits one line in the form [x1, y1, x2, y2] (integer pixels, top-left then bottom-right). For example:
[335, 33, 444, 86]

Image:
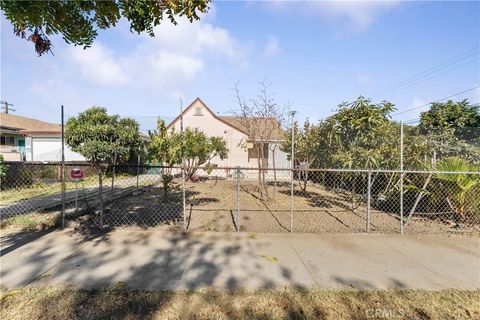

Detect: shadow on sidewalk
[0, 228, 55, 257]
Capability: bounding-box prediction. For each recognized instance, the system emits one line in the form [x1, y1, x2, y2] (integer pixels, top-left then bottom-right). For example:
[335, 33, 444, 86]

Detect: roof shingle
[0, 113, 61, 135]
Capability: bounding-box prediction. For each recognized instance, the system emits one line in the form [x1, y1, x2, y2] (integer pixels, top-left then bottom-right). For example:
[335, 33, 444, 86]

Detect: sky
[1, 0, 479, 131]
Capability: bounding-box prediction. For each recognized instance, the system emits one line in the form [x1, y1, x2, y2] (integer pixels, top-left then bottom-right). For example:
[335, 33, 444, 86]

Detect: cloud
[356, 70, 371, 86]
[474, 83, 480, 100]
[69, 43, 130, 86]
[404, 97, 426, 121]
[265, 0, 400, 31]
[29, 79, 89, 115]
[69, 18, 249, 89]
[263, 35, 281, 58]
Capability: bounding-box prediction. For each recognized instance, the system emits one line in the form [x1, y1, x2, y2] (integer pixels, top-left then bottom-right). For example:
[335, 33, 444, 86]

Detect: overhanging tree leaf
[0, 0, 210, 56]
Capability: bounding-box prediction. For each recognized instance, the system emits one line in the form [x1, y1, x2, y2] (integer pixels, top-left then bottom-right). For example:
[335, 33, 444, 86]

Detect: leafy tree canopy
[147, 119, 181, 199]
[148, 119, 228, 174]
[1, 0, 210, 56]
[147, 119, 180, 167]
[182, 128, 228, 179]
[65, 107, 140, 168]
[419, 100, 480, 162]
[282, 96, 433, 170]
[325, 96, 396, 169]
[147, 119, 228, 198]
[420, 100, 480, 130]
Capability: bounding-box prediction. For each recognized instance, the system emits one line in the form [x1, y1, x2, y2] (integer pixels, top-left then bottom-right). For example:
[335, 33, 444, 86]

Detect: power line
[402, 102, 480, 125]
[391, 85, 480, 117]
[370, 46, 479, 97]
[378, 58, 478, 97]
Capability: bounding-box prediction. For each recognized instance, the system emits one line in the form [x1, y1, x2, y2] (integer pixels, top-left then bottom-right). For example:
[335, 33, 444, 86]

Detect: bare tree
[233, 79, 286, 198]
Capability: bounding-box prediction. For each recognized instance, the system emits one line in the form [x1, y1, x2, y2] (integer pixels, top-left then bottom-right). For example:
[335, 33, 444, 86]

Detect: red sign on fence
[70, 168, 84, 180]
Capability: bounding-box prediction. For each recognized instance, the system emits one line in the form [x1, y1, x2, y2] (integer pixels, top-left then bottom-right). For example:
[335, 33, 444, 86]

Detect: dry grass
[0, 287, 478, 320]
[0, 174, 133, 205]
[259, 254, 279, 263]
[0, 213, 61, 231]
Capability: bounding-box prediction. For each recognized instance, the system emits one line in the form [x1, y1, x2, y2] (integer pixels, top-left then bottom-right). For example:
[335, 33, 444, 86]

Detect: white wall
[28, 137, 85, 162]
[169, 100, 290, 169]
[268, 142, 290, 168]
[170, 100, 251, 167]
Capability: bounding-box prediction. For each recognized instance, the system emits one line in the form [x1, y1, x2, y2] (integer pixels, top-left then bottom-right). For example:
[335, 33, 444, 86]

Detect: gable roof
[0, 113, 61, 135]
[167, 98, 284, 140]
[167, 97, 249, 135]
[218, 116, 284, 140]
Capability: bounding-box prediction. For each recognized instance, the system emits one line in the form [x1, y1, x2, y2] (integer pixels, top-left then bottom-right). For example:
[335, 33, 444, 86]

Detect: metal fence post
[400, 121, 404, 234]
[60, 105, 66, 228]
[136, 151, 140, 189]
[182, 165, 186, 231]
[290, 110, 296, 233]
[367, 170, 372, 233]
[290, 168, 294, 233]
[99, 168, 104, 228]
[236, 166, 241, 232]
[111, 150, 116, 191]
[366, 170, 371, 233]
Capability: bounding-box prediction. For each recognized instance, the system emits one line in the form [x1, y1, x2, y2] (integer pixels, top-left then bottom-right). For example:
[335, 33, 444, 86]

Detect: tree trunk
[301, 168, 308, 192]
[256, 145, 262, 187]
[98, 168, 104, 227]
[162, 174, 169, 201]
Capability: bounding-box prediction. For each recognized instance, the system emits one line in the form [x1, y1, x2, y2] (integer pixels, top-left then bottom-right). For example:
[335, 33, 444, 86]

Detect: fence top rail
[5, 162, 480, 175]
[202, 167, 479, 175]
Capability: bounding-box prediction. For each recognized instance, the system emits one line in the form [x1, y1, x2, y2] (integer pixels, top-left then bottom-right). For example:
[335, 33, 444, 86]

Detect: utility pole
[1, 101, 15, 114]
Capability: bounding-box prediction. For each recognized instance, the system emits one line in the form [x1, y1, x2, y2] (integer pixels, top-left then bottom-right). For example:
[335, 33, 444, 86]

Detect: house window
[0, 136, 15, 146]
[248, 143, 269, 159]
[194, 107, 203, 116]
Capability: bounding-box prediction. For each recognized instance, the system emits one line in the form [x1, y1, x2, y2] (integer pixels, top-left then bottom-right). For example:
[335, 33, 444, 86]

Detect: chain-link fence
[1, 163, 479, 234]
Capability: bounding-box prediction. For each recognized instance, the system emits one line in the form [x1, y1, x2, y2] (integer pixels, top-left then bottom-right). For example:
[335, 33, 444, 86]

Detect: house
[167, 98, 290, 170]
[0, 113, 85, 162]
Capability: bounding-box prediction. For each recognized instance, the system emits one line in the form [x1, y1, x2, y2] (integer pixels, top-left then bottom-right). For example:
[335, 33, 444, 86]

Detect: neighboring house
[167, 98, 290, 170]
[0, 113, 85, 162]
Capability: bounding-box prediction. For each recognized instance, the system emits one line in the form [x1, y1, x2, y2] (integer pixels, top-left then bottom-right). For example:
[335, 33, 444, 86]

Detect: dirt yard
[99, 177, 464, 234]
[184, 179, 460, 233]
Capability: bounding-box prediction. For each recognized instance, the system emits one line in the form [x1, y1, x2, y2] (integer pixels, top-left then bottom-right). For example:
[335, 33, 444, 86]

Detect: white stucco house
[0, 112, 85, 162]
[167, 98, 290, 171]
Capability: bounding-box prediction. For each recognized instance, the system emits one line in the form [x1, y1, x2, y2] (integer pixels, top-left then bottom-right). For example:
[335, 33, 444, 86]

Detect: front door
[18, 139, 26, 160]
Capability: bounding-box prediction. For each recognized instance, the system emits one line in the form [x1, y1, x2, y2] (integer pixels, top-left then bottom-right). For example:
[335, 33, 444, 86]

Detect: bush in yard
[147, 119, 181, 200]
[65, 107, 140, 224]
[147, 119, 228, 200]
[182, 128, 228, 180]
[0, 161, 34, 190]
[0, 154, 6, 179]
[0, 155, 7, 189]
[434, 157, 480, 222]
[281, 119, 319, 191]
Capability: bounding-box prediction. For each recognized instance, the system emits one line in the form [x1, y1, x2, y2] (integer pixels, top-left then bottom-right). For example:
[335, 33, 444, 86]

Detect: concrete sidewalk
[1, 229, 479, 290]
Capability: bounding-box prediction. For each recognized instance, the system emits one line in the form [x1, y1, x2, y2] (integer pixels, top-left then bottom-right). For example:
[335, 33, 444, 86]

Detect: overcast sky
[1, 1, 479, 131]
